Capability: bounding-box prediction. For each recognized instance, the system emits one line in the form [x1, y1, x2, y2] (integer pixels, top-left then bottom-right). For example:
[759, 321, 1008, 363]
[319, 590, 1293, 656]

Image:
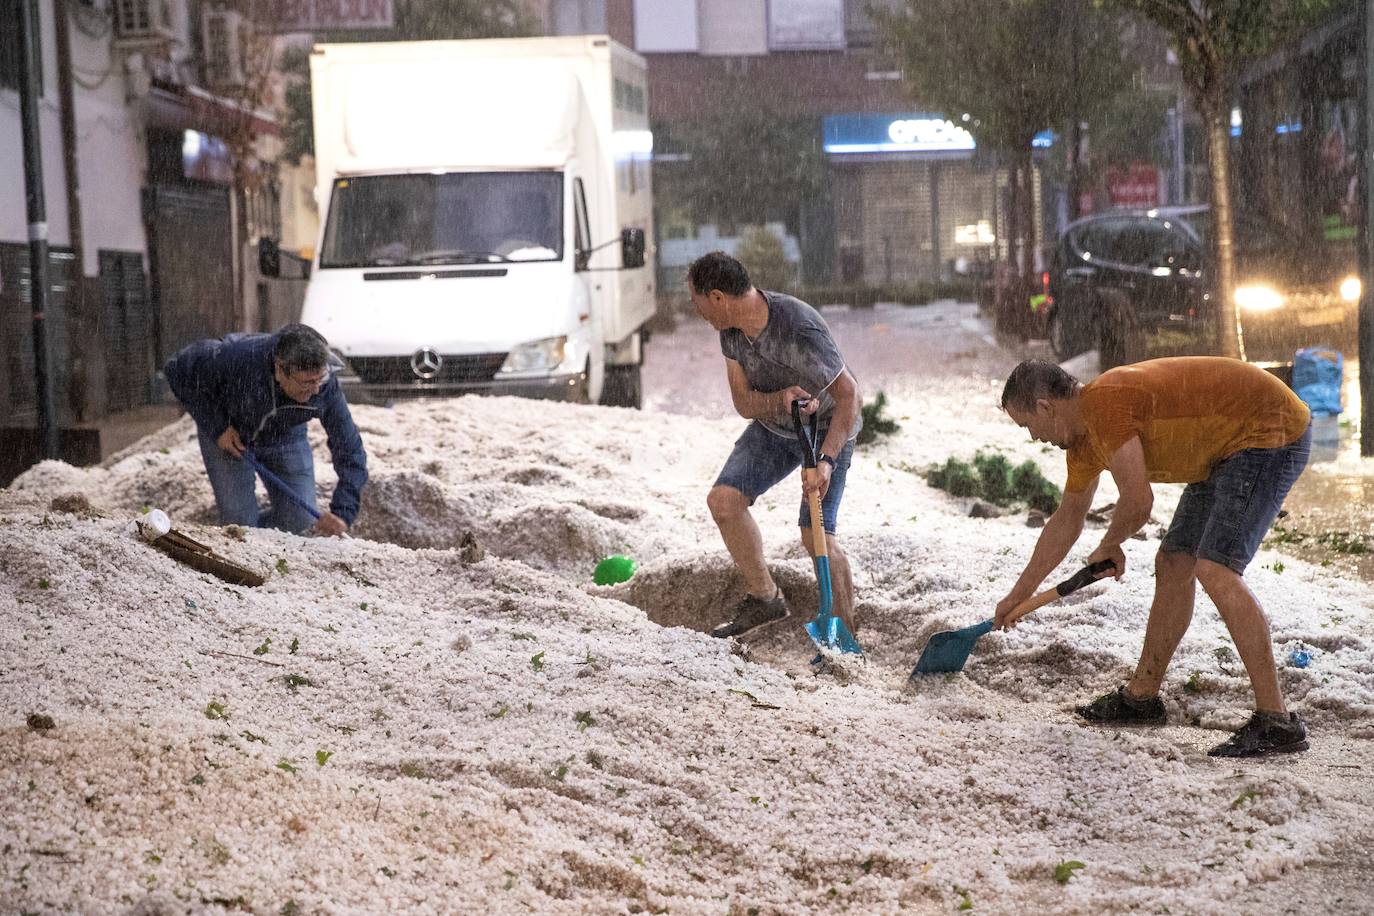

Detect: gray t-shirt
[719, 289, 862, 440]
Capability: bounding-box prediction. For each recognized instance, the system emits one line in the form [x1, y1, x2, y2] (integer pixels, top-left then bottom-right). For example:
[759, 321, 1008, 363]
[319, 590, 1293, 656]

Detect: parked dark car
[1047, 207, 1360, 367]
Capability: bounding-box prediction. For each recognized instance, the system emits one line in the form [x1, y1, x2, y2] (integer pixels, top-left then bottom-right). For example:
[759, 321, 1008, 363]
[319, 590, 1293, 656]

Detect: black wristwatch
[818, 453, 836, 469]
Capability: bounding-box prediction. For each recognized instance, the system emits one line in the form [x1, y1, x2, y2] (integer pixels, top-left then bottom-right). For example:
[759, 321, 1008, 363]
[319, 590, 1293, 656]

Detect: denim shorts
[1161, 424, 1311, 573]
[712, 420, 854, 533]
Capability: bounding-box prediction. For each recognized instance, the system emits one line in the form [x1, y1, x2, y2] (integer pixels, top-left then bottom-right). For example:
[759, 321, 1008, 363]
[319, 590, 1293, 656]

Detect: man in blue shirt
[164, 324, 368, 536]
[687, 251, 862, 640]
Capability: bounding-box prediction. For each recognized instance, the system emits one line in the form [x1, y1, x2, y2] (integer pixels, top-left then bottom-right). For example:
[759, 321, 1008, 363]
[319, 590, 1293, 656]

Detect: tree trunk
[1205, 106, 1244, 360]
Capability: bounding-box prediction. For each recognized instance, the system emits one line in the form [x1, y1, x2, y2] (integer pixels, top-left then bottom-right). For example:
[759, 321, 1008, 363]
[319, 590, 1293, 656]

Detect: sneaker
[1208, 712, 1309, 758]
[710, 591, 790, 639]
[1075, 685, 1167, 725]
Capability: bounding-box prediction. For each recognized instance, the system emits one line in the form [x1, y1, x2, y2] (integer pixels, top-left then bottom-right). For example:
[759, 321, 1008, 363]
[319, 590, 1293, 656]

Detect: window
[633, 0, 698, 53]
[769, 0, 845, 51]
[0, 1, 42, 94]
[573, 178, 591, 270]
[551, 0, 606, 35]
[320, 172, 565, 269]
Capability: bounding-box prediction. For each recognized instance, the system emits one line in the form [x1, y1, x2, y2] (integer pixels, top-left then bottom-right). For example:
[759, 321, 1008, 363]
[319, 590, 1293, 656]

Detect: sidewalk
[0, 403, 184, 488]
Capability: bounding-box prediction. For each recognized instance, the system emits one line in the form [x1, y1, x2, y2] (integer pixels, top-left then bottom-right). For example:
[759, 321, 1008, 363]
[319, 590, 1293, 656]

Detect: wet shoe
[710, 591, 790, 638]
[1208, 712, 1309, 758]
[1075, 685, 1167, 725]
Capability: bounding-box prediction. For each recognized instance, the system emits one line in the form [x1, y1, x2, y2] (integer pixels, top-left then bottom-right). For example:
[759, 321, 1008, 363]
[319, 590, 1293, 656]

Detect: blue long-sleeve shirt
[164, 332, 368, 525]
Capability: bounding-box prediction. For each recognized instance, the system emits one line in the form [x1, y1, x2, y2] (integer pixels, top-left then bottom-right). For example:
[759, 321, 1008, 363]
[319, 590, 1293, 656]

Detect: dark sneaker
[1208, 712, 1309, 758]
[710, 592, 790, 638]
[1075, 685, 1167, 725]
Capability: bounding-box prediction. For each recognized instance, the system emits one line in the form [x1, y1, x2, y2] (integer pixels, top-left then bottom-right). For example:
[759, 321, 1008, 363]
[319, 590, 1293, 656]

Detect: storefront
[823, 113, 1048, 285]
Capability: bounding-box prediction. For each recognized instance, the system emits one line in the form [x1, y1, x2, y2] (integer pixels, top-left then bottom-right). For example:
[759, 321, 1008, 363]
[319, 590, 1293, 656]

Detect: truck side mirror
[621, 228, 646, 269]
[259, 237, 281, 278]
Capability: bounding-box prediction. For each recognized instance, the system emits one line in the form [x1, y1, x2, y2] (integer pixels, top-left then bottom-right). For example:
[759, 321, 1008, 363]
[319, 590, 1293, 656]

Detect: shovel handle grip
[1003, 559, 1116, 627]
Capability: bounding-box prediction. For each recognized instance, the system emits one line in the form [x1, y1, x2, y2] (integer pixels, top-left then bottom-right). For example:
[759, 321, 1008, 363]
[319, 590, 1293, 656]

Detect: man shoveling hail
[165, 323, 368, 537]
[686, 251, 862, 642]
[996, 357, 1311, 758]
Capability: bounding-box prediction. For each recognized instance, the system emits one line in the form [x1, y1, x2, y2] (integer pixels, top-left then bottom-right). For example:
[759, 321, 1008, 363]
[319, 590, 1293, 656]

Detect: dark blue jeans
[1161, 424, 1311, 573]
[197, 426, 318, 533]
[713, 420, 854, 534]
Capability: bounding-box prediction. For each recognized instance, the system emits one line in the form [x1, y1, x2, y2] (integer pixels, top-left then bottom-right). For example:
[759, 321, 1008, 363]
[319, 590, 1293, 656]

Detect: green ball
[593, 555, 636, 585]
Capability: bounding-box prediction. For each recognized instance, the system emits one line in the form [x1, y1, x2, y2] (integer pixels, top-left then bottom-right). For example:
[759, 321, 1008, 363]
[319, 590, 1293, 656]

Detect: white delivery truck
[264, 35, 655, 407]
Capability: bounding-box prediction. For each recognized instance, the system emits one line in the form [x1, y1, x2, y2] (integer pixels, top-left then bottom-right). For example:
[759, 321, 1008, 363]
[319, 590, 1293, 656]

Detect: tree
[1109, 0, 1340, 359]
[653, 88, 826, 235]
[279, 0, 535, 163]
[872, 0, 1132, 292]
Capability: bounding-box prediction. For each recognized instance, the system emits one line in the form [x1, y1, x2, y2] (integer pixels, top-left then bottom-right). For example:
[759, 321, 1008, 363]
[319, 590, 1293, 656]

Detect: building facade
[1, 0, 284, 437]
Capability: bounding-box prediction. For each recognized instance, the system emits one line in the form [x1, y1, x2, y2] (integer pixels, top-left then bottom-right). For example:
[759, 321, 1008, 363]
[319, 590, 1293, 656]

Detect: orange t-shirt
[1065, 357, 1311, 493]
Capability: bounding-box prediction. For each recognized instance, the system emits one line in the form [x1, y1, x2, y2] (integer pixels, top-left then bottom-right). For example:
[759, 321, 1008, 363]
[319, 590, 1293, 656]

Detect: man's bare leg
[708, 485, 776, 599]
[1195, 558, 1287, 716]
[1126, 549, 1197, 699]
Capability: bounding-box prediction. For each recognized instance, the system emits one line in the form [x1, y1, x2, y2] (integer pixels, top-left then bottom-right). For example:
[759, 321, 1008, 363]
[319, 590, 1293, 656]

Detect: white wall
[69, 5, 149, 275]
[698, 0, 766, 56]
[632, 0, 698, 53]
[0, 3, 148, 276]
[0, 1, 70, 252]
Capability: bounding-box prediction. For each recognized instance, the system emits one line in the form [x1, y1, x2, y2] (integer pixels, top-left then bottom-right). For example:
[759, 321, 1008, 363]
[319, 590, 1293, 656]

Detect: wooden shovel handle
[805, 476, 828, 559]
[1003, 559, 1116, 628]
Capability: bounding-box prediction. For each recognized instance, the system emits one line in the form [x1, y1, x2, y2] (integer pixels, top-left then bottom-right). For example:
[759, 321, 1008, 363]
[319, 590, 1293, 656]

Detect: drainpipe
[53, 0, 90, 416]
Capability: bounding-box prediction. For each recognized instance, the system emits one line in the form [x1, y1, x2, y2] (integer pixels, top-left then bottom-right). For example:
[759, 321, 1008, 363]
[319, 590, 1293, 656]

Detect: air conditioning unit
[113, 0, 176, 43]
[202, 9, 246, 89]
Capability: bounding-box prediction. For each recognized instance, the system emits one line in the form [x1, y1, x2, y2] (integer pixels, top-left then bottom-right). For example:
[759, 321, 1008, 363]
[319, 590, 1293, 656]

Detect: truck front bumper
[339, 370, 587, 405]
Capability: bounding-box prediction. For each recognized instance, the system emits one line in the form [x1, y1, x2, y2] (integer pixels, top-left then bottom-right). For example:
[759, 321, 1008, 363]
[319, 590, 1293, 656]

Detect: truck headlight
[1235, 285, 1284, 312]
[1340, 275, 1362, 303]
[500, 336, 567, 374]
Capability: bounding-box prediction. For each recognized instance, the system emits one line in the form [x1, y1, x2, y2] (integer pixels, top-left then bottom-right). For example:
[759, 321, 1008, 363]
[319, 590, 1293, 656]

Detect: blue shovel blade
[804, 555, 863, 655]
[806, 615, 864, 655]
[910, 619, 995, 676]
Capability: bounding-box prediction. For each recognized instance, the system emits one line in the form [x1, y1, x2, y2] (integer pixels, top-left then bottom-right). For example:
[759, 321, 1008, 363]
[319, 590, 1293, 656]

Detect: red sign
[268, 0, 394, 32]
[1107, 164, 1160, 209]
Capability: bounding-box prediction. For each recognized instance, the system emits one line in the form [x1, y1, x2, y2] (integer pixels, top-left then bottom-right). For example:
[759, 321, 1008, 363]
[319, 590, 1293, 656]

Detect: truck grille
[347, 354, 509, 385]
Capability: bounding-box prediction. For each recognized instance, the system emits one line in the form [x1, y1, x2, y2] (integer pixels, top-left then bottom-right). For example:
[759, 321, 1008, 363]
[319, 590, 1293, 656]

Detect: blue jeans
[197, 426, 319, 533]
[1161, 424, 1311, 573]
[713, 420, 854, 533]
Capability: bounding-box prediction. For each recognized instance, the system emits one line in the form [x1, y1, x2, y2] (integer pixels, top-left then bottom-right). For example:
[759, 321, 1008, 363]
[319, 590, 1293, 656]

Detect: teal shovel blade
[804, 555, 863, 655]
[909, 619, 995, 676]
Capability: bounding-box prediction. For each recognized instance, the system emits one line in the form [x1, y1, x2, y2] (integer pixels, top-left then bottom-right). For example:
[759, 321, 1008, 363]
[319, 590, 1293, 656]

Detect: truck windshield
[320, 172, 564, 268]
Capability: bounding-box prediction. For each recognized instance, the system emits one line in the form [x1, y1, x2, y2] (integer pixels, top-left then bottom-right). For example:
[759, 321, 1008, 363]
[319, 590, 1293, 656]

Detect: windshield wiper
[413, 249, 512, 264]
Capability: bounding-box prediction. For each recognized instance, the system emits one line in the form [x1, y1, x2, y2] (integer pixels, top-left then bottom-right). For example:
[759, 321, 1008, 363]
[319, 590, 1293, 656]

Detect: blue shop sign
[823, 113, 1053, 155]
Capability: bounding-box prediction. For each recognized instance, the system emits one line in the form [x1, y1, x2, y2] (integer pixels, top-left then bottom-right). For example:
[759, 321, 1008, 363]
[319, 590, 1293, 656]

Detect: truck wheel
[600, 363, 643, 409]
[1048, 310, 1085, 359]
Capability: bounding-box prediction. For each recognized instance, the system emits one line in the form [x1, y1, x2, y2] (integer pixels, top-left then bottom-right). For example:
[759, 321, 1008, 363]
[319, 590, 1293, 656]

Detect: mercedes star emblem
[411, 348, 443, 380]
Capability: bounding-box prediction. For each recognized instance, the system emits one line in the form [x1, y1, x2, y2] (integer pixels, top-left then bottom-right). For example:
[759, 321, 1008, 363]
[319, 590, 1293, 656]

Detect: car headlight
[1235, 285, 1284, 312]
[500, 336, 567, 374]
[1340, 276, 1362, 303]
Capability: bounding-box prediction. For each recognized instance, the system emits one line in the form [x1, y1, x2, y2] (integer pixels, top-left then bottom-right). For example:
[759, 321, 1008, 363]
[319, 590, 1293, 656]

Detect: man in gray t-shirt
[687, 251, 863, 645]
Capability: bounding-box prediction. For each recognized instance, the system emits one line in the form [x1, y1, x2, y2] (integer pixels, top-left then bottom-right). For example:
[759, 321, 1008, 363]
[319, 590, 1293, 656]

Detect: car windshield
[320, 171, 564, 269]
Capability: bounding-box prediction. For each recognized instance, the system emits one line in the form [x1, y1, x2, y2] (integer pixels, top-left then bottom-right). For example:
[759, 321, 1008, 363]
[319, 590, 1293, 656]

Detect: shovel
[792, 399, 862, 655]
[242, 448, 326, 525]
[909, 558, 1116, 678]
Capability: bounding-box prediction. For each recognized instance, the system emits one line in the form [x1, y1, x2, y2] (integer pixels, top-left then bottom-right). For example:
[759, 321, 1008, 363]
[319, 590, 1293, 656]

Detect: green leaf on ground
[289, 637, 299, 654]
[1053, 860, 1085, 884]
[1232, 789, 1261, 809]
[283, 674, 314, 690]
[253, 638, 272, 656]
[277, 760, 299, 774]
[315, 750, 333, 767]
[574, 710, 596, 730]
[204, 700, 228, 720]
[531, 651, 545, 672]
[276, 559, 289, 575]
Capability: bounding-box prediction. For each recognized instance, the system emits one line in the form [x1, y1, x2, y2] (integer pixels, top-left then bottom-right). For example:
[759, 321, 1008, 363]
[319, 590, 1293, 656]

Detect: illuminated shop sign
[824, 114, 1054, 155]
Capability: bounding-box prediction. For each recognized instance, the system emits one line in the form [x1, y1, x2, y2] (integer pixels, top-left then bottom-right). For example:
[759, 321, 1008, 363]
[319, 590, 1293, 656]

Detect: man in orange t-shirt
[995, 357, 1312, 758]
